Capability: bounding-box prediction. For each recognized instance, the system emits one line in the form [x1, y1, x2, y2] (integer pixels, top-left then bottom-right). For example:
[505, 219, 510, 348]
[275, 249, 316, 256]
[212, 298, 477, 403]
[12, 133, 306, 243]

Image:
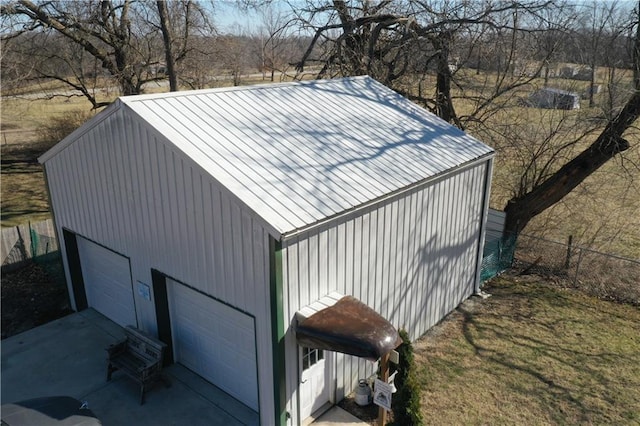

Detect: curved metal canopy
[296, 295, 401, 361]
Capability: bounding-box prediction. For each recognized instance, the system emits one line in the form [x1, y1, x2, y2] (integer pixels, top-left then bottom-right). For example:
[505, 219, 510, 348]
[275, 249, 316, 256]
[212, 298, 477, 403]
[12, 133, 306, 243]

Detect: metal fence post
[573, 247, 584, 286]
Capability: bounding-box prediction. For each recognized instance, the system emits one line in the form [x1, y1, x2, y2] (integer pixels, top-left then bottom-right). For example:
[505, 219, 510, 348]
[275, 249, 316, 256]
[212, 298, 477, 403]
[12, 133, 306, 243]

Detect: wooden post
[378, 352, 390, 426]
[564, 235, 573, 269]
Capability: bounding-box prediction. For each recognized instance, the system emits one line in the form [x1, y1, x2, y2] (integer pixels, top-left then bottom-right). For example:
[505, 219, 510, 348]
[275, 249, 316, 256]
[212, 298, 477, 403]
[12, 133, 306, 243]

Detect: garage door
[77, 237, 136, 327]
[168, 280, 258, 410]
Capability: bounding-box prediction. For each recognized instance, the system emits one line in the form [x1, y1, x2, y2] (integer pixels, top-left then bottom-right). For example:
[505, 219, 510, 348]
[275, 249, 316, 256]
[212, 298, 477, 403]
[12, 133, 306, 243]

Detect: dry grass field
[415, 275, 640, 425]
[2, 70, 638, 259]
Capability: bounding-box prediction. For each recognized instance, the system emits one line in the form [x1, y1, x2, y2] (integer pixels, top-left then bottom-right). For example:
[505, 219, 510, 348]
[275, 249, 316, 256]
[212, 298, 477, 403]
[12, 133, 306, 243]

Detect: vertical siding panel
[134, 127, 153, 266]
[241, 212, 254, 312]
[373, 208, 384, 316]
[185, 166, 200, 284]
[176, 158, 192, 282]
[446, 176, 457, 312]
[87, 132, 107, 243]
[381, 203, 393, 321]
[448, 173, 461, 305]
[76, 132, 97, 241]
[335, 223, 347, 295]
[182, 164, 197, 284]
[366, 210, 378, 309]
[391, 199, 404, 326]
[149, 140, 168, 268]
[66, 145, 86, 236]
[166, 152, 184, 282]
[318, 229, 329, 299]
[402, 194, 414, 330]
[356, 213, 368, 382]
[298, 237, 310, 308]
[307, 233, 319, 302]
[432, 180, 444, 324]
[352, 216, 362, 302]
[298, 238, 318, 306]
[419, 186, 433, 333]
[210, 187, 224, 296]
[359, 213, 370, 305]
[113, 115, 134, 249]
[199, 182, 214, 295]
[230, 203, 244, 306]
[344, 220, 355, 297]
[155, 144, 172, 267]
[220, 198, 234, 303]
[408, 190, 422, 334]
[405, 191, 418, 331]
[142, 134, 160, 265]
[327, 226, 338, 292]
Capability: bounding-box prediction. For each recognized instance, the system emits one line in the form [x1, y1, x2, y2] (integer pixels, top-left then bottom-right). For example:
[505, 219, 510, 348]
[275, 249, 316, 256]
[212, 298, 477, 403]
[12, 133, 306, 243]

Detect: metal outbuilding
[39, 76, 495, 425]
[527, 87, 581, 110]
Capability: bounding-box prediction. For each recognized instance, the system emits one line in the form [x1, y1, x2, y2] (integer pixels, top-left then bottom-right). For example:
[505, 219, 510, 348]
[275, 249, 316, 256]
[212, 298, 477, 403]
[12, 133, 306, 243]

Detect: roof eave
[280, 151, 495, 241]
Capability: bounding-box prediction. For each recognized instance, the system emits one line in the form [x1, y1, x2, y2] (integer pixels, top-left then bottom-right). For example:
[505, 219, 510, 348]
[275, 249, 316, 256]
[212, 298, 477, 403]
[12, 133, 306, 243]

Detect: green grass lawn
[415, 275, 640, 425]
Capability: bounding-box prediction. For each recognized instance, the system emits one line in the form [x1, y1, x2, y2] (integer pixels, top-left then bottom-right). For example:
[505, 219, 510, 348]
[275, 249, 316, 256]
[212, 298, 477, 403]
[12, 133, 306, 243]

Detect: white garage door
[168, 280, 258, 410]
[77, 237, 136, 327]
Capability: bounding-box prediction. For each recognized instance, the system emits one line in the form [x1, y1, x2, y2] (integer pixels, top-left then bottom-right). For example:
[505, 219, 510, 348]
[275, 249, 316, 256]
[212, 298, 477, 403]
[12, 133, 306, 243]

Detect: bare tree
[1, 0, 214, 104]
[156, 0, 178, 91]
[500, 2, 639, 235]
[294, 0, 557, 126]
[257, 5, 296, 82]
[293, 0, 639, 239]
[1, 0, 161, 103]
[151, 0, 214, 92]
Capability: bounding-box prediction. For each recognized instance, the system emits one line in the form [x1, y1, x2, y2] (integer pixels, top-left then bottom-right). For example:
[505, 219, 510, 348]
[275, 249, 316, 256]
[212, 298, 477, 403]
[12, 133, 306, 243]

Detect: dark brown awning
[296, 294, 401, 361]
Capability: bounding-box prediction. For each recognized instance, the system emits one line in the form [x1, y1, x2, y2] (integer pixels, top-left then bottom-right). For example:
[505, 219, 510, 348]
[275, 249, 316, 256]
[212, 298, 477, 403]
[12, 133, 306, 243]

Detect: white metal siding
[281, 160, 489, 424]
[44, 108, 274, 424]
[486, 208, 506, 242]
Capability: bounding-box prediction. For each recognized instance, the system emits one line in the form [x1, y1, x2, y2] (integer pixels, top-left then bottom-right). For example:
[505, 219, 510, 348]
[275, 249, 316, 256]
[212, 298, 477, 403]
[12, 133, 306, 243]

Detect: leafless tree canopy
[2, 0, 639, 241]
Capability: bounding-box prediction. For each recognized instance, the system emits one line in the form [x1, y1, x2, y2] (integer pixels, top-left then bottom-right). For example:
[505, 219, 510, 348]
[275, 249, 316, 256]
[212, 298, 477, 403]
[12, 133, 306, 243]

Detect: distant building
[559, 65, 595, 81]
[527, 87, 581, 110]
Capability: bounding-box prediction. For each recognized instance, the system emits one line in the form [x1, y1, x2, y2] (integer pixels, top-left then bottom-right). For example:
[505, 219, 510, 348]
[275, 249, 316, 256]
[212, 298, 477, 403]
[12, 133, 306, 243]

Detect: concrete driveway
[1, 309, 259, 426]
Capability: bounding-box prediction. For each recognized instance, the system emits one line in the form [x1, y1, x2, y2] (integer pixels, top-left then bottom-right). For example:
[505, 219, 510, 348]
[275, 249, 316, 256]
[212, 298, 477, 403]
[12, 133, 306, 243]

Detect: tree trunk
[503, 90, 640, 236]
[433, 32, 457, 124]
[157, 0, 178, 92]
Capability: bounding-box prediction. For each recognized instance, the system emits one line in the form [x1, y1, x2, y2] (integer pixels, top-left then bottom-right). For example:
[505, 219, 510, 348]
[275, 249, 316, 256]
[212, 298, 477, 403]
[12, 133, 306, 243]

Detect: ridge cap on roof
[120, 75, 373, 104]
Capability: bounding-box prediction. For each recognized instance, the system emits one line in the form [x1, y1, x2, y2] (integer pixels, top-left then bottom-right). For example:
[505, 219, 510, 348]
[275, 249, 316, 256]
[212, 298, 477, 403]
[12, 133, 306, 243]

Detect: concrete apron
[311, 406, 369, 425]
[1, 309, 258, 426]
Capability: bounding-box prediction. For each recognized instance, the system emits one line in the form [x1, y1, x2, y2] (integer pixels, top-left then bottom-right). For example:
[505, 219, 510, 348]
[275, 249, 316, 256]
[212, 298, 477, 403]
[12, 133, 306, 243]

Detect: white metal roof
[44, 76, 494, 236]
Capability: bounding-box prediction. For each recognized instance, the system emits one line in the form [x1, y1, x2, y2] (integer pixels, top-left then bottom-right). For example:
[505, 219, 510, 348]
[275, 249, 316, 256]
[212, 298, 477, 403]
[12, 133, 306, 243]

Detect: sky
[209, 1, 296, 34]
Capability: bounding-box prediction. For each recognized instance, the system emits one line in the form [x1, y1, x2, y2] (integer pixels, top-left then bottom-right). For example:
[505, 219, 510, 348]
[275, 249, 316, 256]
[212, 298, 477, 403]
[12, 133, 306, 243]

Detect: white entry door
[168, 280, 259, 410]
[76, 237, 136, 327]
[299, 347, 330, 420]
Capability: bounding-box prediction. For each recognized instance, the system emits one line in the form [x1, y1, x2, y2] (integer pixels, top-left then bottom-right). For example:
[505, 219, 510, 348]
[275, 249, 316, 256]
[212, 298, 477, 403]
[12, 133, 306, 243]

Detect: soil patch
[1, 261, 72, 339]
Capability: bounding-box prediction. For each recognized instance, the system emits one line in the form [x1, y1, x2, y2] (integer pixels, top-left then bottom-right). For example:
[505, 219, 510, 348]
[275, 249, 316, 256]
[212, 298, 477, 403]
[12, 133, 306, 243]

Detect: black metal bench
[106, 325, 168, 404]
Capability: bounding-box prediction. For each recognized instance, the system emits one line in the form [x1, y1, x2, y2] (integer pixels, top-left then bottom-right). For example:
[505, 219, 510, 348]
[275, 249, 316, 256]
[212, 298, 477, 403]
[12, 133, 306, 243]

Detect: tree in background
[0, 0, 213, 103]
[153, 0, 214, 92]
[293, 0, 639, 243]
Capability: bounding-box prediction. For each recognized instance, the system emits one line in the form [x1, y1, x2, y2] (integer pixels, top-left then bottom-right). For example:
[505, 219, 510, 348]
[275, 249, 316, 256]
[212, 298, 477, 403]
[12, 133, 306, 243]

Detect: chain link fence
[514, 234, 640, 306]
[480, 233, 517, 282]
